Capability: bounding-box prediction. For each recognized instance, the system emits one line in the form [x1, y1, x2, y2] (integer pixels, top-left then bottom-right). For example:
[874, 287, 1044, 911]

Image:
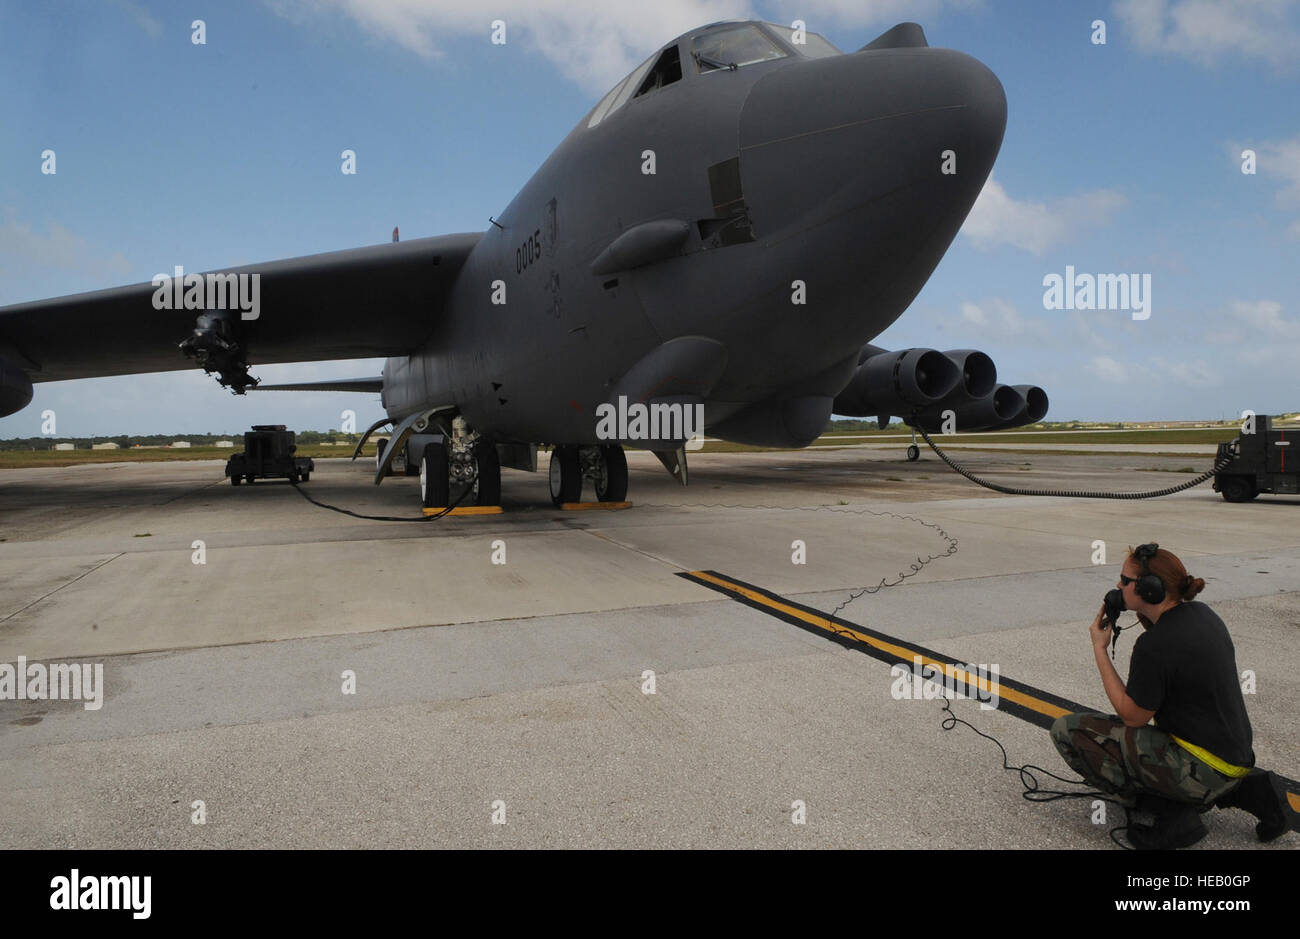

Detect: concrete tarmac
[1, 445, 1296, 849]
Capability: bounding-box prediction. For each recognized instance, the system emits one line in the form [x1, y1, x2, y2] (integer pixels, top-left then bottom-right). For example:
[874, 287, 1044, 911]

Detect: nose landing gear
[419, 416, 501, 509]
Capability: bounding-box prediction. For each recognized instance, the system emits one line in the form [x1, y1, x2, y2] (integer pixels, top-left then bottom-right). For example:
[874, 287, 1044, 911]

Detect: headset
[1132, 542, 1167, 605]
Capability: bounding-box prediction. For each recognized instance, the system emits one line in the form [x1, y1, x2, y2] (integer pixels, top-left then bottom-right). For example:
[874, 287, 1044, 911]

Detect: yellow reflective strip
[687, 571, 1069, 721]
[420, 506, 503, 516]
[1169, 734, 1251, 778]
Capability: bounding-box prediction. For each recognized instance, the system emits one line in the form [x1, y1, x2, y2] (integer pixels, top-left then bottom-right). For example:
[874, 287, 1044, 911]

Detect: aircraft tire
[230, 475, 241, 486]
[907, 445, 920, 461]
[595, 445, 628, 502]
[300, 471, 310, 482]
[549, 445, 581, 507]
[375, 437, 387, 477]
[474, 442, 501, 506]
[421, 442, 450, 508]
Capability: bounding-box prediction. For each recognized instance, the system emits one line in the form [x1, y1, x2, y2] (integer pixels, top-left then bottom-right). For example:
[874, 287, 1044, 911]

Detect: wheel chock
[422, 505, 504, 516]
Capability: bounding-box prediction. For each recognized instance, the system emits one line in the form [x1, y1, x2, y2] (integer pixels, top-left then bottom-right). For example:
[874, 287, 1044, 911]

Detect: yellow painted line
[560, 501, 632, 510]
[688, 570, 1069, 722]
[421, 506, 504, 516]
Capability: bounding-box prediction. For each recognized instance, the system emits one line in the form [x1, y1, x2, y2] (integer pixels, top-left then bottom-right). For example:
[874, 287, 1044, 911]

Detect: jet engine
[987, 384, 1049, 431]
[831, 345, 961, 418]
[832, 346, 1048, 432]
[911, 383, 1023, 432]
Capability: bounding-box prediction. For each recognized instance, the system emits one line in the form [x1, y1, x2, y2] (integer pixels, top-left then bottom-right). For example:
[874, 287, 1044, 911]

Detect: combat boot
[1215, 770, 1287, 842]
[1127, 796, 1207, 850]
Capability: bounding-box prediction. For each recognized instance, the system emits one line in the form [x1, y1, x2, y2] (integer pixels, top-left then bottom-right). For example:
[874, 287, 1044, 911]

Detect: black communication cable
[935, 696, 1138, 849]
[287, 475, 471, 521]
[913, 424, 1237, 499]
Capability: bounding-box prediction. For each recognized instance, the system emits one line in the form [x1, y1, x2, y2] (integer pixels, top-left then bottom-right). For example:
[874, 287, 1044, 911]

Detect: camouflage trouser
[1050, 711, 1243, 808]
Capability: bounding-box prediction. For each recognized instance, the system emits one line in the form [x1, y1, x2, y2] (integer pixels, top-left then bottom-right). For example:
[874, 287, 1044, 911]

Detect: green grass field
[0, 443, 375, 469]
[0, 423, 1261, 468]
[815, 427, 1241, 445]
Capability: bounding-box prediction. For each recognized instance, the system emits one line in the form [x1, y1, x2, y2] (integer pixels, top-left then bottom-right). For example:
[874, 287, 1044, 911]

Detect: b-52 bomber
[0, 20, 1046, 508]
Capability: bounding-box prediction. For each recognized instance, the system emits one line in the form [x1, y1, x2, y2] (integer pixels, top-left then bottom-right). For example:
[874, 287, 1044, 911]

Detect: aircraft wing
[0, 233, 481, 384]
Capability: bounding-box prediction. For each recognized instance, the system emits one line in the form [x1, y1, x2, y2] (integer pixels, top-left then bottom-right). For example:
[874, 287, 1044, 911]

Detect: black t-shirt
[1126, 601, 1254, 768]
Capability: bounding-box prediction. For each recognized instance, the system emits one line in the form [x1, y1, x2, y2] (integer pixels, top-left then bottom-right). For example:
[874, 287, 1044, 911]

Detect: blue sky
[2, 0, 1298, 437]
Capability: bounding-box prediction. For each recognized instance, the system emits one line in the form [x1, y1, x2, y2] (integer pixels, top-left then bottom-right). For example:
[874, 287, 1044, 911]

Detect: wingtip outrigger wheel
[906, 413, 921, 461]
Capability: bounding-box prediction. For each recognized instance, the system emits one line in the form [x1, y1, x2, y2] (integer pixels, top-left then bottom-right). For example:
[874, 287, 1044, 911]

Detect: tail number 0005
[516, 228, 542, 274]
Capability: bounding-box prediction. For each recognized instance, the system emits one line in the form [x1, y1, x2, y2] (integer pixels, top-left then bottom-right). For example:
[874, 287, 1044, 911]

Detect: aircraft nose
[738, 47, 1007, 236]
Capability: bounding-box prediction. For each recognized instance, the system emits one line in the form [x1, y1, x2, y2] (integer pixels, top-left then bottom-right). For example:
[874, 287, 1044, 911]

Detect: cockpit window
[587, 50, 659, 128]
[635, 45, 681, 97]
[763, 24, 841, 58]
[587, 77, 629, 128]
[692, 24, 787, 73]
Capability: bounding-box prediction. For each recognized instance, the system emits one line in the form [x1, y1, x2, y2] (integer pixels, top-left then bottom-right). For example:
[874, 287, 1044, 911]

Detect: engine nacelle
[0, 358, 34, 418]
[832, 346, 960, 417]
[937, 349, 997, 405]
[911, 383, 1025, 433]
[986, 385, 1049, 430]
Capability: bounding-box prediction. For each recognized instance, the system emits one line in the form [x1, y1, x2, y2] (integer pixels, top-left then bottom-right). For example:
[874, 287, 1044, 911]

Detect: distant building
[215, 440, 234, 448]
[171, 441, 192, 448]
[91, 442, 120, 449]
[54, 443, 75, 450]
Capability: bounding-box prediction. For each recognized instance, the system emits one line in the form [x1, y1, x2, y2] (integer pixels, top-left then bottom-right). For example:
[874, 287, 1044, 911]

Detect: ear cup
[1137, 574, 1166, 604]
[1134, 543, 1166, 604]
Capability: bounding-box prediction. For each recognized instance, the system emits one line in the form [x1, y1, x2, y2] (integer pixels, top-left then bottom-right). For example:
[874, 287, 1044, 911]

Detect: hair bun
[1182, 574, 1206, 600]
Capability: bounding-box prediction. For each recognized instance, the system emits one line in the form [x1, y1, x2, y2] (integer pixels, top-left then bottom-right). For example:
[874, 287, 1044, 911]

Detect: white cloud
[268, 1, 987, 93]
[959, 300, 986, 325]
[957, 297, 1048, 338]
[1088, 356, 1130, 383]
[1229, 299, 1299, 338]
[116, 0, 162, 39]
[269, 0, 753, 93]
[959, 176, 1126, 255]
[0, 211, 132, 283]
[1244, 134, 1300, 236]
[933, 298, 1058, 353]
[1085, 354, 1217, 388]
[1256, 136, 1300, 203]
[768, 0, 984, 30]
[1113, 0, 1300, 69]
[1150, 356, 1221, 387]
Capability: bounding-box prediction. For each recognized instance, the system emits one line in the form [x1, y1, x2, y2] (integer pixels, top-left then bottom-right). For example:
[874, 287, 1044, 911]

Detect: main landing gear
[419, 416, 501, 509]
[548, 444, 627, 507]
[907, 426, 921, 462]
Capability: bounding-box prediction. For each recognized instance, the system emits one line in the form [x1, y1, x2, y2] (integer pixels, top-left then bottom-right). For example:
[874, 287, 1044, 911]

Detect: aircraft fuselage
[382, 22, 1006, 448]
